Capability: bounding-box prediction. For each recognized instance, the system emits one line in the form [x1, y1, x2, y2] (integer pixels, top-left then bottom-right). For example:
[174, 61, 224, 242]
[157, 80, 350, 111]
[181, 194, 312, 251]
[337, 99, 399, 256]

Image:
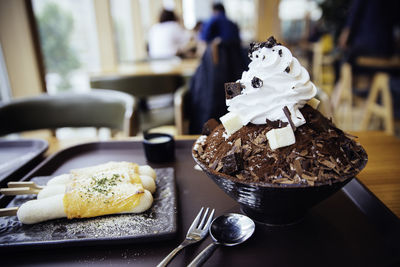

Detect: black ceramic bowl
[143, 133, 175, 163]
[192, 142, 367, 225]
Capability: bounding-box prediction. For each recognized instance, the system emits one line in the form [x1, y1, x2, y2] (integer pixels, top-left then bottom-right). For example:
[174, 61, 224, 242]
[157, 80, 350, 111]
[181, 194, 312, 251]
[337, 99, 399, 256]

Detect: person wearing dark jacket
[200, 3, 240, 43]
[188, 3, 247, 134]
[338, 0, 399, 65]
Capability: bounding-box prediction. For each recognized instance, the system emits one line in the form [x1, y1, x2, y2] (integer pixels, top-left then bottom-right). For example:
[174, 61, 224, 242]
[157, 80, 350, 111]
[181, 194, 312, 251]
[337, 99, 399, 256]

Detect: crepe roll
[17, 194, 66, 224]
[139, 175, 156, 193]
[46, 174, 70, 186]
[138, 165, 156, 180]
[17, 188, 153, 225]
[37, 184, 66, 199]
[42, 173, 155, 200]
[46, 163, 156, 185]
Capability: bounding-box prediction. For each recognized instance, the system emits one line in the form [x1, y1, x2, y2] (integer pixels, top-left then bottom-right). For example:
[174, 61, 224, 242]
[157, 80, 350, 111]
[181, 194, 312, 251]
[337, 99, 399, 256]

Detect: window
[279, 0, 322, 43]
[110, 0, 135, 63]
[32, 0, 100, 93]
[223, 0, 256, 42]
[0, 42, 12, 102]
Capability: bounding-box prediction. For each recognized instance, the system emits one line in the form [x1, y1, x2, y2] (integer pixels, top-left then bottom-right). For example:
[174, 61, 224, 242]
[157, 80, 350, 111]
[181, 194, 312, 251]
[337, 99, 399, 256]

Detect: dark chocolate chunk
[283, 106, 296, 131]
[278, 49, 282, 57]
[202, 118, 220, 136]
[301, 159, 312, 171]
[222, 153, 243, 175]
[251, 76, 263, 88]
[265, 36, 279, 48]
[224, 82, 243, 100]
[284, 66, 290, 73]
[248, 36, 281, 58]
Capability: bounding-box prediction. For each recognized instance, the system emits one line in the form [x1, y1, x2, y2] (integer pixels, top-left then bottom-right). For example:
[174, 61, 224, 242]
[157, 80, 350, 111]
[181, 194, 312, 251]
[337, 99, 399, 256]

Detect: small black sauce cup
[143, 133, 175, 163]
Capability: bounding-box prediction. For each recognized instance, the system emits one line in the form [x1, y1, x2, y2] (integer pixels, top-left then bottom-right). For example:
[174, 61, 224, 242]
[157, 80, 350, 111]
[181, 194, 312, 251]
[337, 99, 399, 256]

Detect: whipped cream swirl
[227, 45, 317, 127]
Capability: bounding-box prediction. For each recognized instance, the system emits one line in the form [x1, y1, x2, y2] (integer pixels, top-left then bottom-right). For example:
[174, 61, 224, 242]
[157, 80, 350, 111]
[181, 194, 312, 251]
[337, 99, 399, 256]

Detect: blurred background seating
[0, 89, 134, 137]
[1, 0, 399, 137]
[90, 73, 184, 135]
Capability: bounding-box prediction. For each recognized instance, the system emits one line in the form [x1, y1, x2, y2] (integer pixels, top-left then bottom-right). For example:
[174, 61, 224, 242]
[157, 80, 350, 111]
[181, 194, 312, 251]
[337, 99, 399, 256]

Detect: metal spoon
[187, 213, 255, 267]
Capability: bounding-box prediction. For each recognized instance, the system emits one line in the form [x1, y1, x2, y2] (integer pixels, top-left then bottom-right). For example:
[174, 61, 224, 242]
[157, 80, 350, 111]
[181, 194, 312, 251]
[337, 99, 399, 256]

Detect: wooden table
[90, 58, 199, 78]
[351, 131, 400, 217]
[2, 131, 400, 265]
[30, 130, 400, 218]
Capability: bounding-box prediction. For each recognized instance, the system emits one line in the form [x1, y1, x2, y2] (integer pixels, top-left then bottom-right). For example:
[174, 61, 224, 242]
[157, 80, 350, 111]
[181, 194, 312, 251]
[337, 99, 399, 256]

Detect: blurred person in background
[179, 21, 205, 58]
[338, 0, 399, 70]
[189, 2, 247, 134]
[148, 8, 190, 59]
[200, 3, 240, 43]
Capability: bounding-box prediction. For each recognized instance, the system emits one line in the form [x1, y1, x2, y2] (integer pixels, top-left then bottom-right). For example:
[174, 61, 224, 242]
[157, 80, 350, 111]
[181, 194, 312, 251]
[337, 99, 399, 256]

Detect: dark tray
[0, 168, 176, 248]
[0, 140, 399, 267]
[0, 139, 48, 184]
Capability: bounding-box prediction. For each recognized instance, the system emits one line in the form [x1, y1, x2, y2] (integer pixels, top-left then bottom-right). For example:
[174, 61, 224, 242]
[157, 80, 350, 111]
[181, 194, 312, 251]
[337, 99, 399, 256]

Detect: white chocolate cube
[220, 112, 243, 136]
[266, 125, 296, 150]
[306, 98, 320, 109]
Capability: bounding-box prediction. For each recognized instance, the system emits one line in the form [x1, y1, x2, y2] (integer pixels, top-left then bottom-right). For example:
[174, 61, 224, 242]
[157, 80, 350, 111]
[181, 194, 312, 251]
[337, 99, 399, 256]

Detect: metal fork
[157, 207, 215, 267]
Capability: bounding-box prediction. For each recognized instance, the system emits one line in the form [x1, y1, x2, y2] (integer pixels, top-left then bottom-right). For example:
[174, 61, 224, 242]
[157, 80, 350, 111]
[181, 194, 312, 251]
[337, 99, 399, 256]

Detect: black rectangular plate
[0, 139, 48, 183]
[0, 168, 176, 248]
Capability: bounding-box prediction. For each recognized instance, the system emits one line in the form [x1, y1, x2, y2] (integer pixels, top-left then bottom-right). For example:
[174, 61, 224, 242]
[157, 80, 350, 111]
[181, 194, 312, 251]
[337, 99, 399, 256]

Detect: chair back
[0, 89, 135, 136]
[90, 74, 184, 134]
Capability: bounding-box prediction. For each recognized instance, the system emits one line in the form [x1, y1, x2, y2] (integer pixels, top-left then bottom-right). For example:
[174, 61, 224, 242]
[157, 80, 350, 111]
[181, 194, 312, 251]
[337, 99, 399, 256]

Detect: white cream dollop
[226, 45, 317, 127]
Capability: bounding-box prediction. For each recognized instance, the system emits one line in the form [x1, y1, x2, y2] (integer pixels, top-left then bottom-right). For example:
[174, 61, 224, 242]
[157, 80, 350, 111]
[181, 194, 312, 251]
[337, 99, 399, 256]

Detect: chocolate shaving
[254, 134, 266, 145]
[210, 160, 219, 170]
[197, 144, 204, 154]
[236, 173, 244, 180]
[293, 158, 303, 175]
[320, 160, 336, 169]
[273, 178, 294, 184]
[216, 162, 223, 172]
[250, 169, 258, 178]
[251, 76, 263, 88]
[234, 138, 242, 147]
[299, 150, 308, 156]
[202, 119, 220, 136]
[283, 106, 296, 131]
[224, 82, 243, 100]
[242, 144, 252, 159]
[251, 147, 263, 155]
[278, 49, 282, 57]
[266, 119, 288, 129]
[284, 66, 290, 73]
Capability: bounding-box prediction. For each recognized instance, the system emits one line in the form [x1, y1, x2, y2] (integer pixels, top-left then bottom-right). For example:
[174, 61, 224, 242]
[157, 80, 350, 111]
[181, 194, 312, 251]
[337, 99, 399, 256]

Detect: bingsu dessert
[193, 37, 367, 186]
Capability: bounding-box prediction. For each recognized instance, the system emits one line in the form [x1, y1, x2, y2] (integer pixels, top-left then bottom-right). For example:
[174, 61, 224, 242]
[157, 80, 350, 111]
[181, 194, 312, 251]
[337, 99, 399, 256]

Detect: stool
[331, 63, 353, 130]
[360, 73, 394, 135]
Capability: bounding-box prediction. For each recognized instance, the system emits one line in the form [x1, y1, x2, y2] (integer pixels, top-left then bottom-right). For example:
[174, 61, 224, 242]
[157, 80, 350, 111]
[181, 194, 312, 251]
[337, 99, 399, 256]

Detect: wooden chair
[331, 62, 353, 130]
[312, 35, 335, 94]
[331, 56, 399, 134]
[174, 85, 190, 135]
[360, 73, 394, 135]
[90, 74, 184, 135]
[0, 89, 135, 137]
